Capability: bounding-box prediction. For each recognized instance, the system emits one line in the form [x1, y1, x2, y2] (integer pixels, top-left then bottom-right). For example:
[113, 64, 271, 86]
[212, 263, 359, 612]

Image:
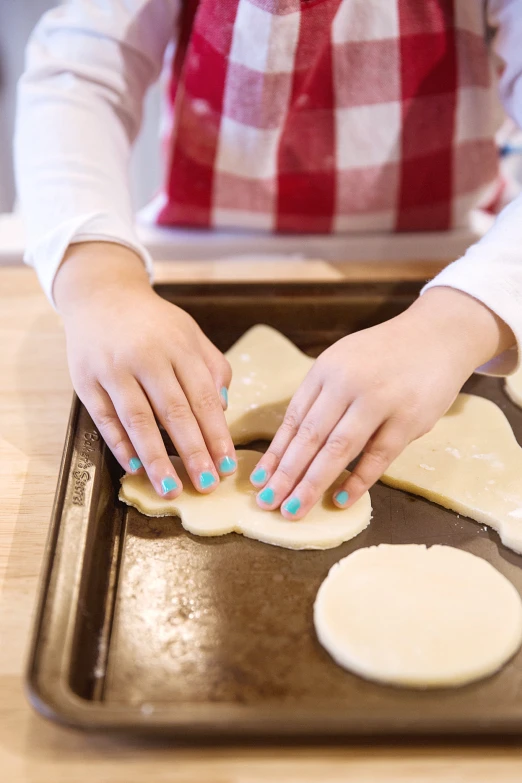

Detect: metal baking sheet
[27, 281, 522, 737]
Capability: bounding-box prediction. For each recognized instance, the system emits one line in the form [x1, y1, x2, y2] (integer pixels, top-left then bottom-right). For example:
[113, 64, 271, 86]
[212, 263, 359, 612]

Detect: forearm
[15, 79, 151, 305]
[403, 287, 515, 373]
[54, 242, 152, 318]
[421, 188, 522, 376]
[417, 0, 522, 377]
[14, 1, 176, 305]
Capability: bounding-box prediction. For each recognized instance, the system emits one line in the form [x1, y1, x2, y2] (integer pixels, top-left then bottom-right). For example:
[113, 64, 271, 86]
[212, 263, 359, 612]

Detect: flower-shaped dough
[119, 450, 372, 551]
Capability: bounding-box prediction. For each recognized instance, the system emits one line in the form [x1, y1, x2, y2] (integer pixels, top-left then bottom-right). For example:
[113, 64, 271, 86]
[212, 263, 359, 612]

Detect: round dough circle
[314, 544, 522, 688]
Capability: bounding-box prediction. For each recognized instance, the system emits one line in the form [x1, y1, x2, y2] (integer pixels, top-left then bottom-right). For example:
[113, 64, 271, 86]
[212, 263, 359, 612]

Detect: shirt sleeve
[14, 0, 180, 306]
[422, 0, 522, 376]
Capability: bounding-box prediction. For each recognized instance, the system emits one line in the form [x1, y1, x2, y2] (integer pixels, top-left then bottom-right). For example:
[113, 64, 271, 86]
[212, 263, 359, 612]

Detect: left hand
[250, 288, 515, 519]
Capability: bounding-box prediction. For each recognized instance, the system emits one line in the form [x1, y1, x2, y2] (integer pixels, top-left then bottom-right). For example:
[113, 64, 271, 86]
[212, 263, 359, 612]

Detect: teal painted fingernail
[335, 490, 349, 506]
[161, 476, 178, 495]
[219, 456, 236, 474]
[129, 457, 142, 472]
[283, 497, 301, 515]
[251, 467, 267, 485]
[220, 386, 229, 407]
[259, 487, 275, 505]
[200, 471, 216, 489]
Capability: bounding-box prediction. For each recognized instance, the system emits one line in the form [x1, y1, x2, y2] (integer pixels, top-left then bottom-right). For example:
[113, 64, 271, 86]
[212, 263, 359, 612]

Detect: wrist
[401, 287, 515, 371]
[54, 241, 151, 317]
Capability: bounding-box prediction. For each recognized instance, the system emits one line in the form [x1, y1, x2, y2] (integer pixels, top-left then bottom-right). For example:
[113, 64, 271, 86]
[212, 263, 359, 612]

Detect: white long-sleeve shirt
[14, 0, 522, 374]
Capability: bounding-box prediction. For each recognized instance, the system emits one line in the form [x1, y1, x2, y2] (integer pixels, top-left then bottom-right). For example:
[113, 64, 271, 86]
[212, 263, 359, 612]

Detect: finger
[143, 366, 222, 493]
[277, 398, 382, 519]
[220, 385, 229, 411]
[108, 377, 183, 498]
[334, 421, 409, 509]
[81, 383, 144, 474]
[201, 336, 232, 410]
[255, 389, 348, 511]
[250, 375, 321, 491]
[175, 355, 237, 477]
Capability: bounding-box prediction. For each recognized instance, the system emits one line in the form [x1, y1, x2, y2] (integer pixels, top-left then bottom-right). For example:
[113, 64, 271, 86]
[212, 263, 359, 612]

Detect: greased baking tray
[27, 281, 522, 738]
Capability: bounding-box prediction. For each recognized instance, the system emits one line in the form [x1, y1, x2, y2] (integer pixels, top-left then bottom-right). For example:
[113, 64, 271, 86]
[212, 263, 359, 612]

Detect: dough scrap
[506, 365, 522, 407]
[314, 544, 522, 688]
[119, 450, 372, 550]
[225, 325, 314, 444]
[381, 393, 522, 554]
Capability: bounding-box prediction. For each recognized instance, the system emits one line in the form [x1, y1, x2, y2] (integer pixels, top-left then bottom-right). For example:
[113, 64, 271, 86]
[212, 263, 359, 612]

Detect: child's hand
[54, 242, 236, 498]
[251, 288, 515, 519]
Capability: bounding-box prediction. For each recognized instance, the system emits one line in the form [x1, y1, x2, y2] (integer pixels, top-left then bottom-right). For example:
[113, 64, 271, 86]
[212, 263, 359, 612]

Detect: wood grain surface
[2, 262, 522, 783]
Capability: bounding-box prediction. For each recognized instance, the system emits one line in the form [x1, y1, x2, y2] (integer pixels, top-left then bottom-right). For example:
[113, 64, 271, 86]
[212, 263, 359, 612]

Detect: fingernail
[200, 471, 216, 489]
[218, 456, 236, 474]
[251, 467, 267, 485]
[335, 490, 349, 506]
[259, 487, 275, 505]
[220, 386, 229, 408]
[161, 476, 178, 495]
[129, 457, 142, 473]
[283, 497, 301, 516]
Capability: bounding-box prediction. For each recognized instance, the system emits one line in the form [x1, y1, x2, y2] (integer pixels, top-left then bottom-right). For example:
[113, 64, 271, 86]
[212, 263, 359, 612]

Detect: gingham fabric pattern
[156, 0, 502, 233]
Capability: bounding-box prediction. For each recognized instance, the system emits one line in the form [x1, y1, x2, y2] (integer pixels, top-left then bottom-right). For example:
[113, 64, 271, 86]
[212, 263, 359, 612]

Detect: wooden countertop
[2, 262, 522, 783]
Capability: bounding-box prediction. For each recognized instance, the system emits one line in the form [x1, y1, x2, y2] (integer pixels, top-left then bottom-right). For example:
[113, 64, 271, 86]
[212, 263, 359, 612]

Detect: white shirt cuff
[23, 211, 155, 309]
[422, 253, 521, 377]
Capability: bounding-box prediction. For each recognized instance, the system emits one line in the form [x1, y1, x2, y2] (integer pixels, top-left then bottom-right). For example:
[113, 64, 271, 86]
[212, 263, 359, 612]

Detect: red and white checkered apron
[156, 0, 502, 233]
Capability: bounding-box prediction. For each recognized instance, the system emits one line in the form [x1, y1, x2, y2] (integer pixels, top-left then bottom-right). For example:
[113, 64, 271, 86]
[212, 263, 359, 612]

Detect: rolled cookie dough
[506, 366, 522, 407]
[314, 544, 522, 688]
[119, 450, 372, 550]
[381, 393, 522, 554]
[225, 325, 314, 444]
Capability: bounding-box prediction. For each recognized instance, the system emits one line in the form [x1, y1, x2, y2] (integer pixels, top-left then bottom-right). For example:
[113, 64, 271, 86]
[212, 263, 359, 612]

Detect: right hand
[54, 242, 236, 498]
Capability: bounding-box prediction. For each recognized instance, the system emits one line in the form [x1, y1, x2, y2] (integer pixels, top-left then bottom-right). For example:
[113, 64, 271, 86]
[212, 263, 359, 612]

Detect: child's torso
[156, 0, 503, 234]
